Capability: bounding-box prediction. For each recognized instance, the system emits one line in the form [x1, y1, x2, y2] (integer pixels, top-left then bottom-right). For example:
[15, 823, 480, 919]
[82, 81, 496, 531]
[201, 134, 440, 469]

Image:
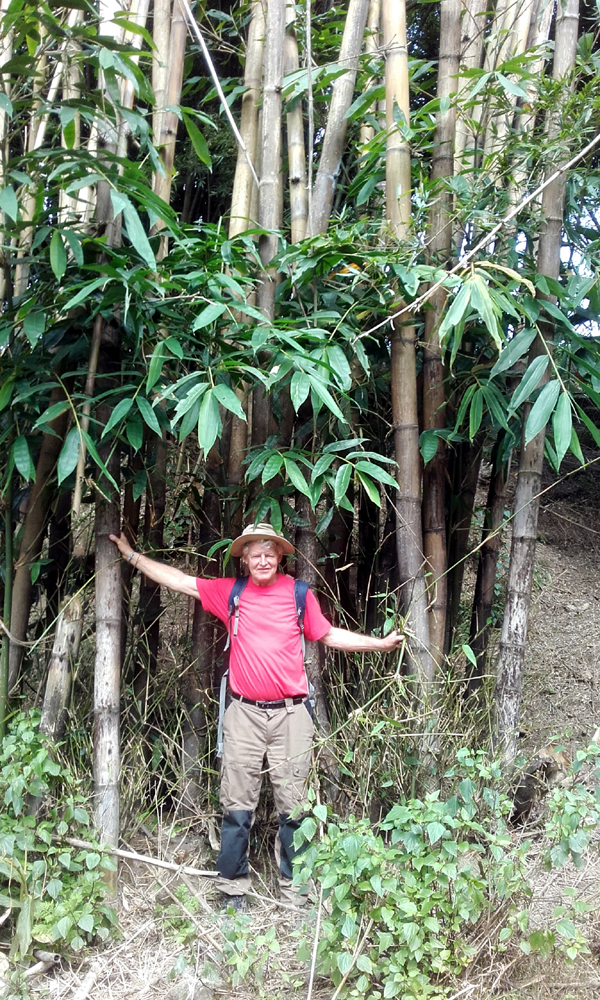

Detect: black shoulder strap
[224, 576, 249, 651]
[294, 579, 309, 656]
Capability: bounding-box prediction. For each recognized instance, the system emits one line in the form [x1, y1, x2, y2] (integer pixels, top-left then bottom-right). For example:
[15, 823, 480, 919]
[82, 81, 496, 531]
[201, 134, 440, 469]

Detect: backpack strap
[294, 579, 309, 659]
[224, 576, 249, 651]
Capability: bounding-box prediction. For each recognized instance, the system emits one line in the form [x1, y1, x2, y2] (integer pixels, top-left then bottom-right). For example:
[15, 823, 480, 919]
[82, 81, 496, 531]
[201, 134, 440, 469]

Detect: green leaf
[0, 184, 18, 222]
[552, 391, 572, 467]
[337, 951, 354, 975]
[420, 430, 439, 465]
[455, 383, 476, 429]
[126, 411, 144, 451]
[77, 913, 95, 933]
[313, 803, 327, 822]
[508, 355, 549, 414]
[164, 336, 183, 358]
[136, 397, 162, 436]
[62, 229, 84, 266]
[306, 374, 346, 423]
[556, 917, 577, 939]
[334, 463, 352, 505]
[23, 311, 46, 345]
[469, 387, 483, 439]
[33, 401, 70, 428]
[490, 326, 537, 377]
[197, 389, 221, 455]
[262, 453, 283, 483]
[50, 230, 67, 281]
[439, 281, 472, 347]
[0, 93, 13, 116]
[46, 879, 62, 900]
[57, 427, 81, 485]
[356, 471, 381, 506]
[193, 302, 226, 330]
[16, 894, 32, 957]
[471, 275, 502, 350]
[291, 371, 311, 412]
[569, 426, 584, 465]
[0, 375, 14, 411]
[132, 469, 147, 501]
[62, 277, 107, 312]
[83, 431, 119, 490]
[213, 383, 246, 420]
[101, 397, 134, 438]
[12, 436, 35, 482]
[146, 342, 168, 392]
[284, 457, 311, 497]
[182, 112, 212, 167]
[311, 452, 335, 481]
[326, 345, 352, 390]
[496, 72, 528, 98]
[111, 190, 156, 270]
[524, 379, 560, 443]
[354, 461, 397, 488]
[427, 821, 446, 844]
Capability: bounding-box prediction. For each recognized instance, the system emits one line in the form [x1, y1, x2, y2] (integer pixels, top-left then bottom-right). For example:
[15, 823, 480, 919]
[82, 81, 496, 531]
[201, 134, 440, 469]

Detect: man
[110, 522, 402, 904]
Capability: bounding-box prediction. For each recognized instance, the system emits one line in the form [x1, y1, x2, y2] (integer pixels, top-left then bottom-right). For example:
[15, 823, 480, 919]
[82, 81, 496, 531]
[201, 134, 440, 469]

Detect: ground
[12, 454, 600, 1000]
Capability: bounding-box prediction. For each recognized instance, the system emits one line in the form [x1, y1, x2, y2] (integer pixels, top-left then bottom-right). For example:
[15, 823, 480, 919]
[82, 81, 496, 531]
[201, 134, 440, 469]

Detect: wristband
[126, 550, 137, 563]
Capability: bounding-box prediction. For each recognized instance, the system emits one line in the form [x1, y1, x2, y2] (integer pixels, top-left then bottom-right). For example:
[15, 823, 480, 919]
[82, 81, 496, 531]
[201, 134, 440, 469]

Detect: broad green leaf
[569, 426, 584, 465]
[213, 383, 246, 420]
[62, 277, 107, 312]
[197, 389, 221, 455]
[164, 336, 183, 358]
[354, 461, 397, 489]
[64, 173, 104, 194]
[552, 391, 572, 467]
[0, 93, 13, 116]
[23, 311, 45, 345]
[508, 355, 549, 414]
[326, 344, 352, 390]
[455, 383, 476, 429]
[357, 471, 381, 506]
[146, 342, 168, 392]
[57, 427, 81, 485]
[462, 643, 477, 667]
[77, 913, 95, 934]
[62, 229, 84, 266]
[469, 387, 483, 439]
[470, 275, 502, 350]
[122, 198, 156, 271]
[284, 457, 311, 497]
[496, 72, 528, 98]
[262, 453, 283, 483]
[311, 453, 335, 481]
[136, 397, 162, 436]
[336, 951, 354, 975]
[438, 281, 472, 346]
[193, 302, 226, 330]
[126, 411, 144, 451]
[33, 400, 70, 428]
[173, 382, 209, 424]
[12, 436, 35, 482]
[183, 113, 212, 167]
[306, 374, 346, 423]
[480, 381, 509, 430]
[420, 430, 439, 465]
[524, 379, 560, 443]
[82, 430, 119, 490]
[0, 376, 14, 411]
[334, 463, 352, 505]
[16, 894, 32, 958]
[0, 184, 18, 222]
[291, 371, 311, 412]
[490, 326, 537, 377]
[101, 397, 134, 438]
[132, 469, 147, 501]
[50, 230, 67, 280]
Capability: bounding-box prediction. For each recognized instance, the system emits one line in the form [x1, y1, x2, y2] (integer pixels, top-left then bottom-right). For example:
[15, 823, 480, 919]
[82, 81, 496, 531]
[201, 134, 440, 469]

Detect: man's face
[243, 541, 282, 587]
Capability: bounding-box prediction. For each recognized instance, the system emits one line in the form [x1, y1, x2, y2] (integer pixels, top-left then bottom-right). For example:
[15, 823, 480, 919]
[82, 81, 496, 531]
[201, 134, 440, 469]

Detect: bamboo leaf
[334, 464, 352, 505]
[126, 411, 144, 451]
[291, 371, 311, 411]
[146, 342, 168, 392]
[62, 277, 108, 312]
[496, 72, 528, 98]
[50, 230, 67, 281]
[469, 387, 483, 439]
[0, 185, 18, 222]
[197, 389, 221, 455]
[62, 229, 84, 266]
[470, 276, 502, 350]
[438, 282, 472, 347]
[569, 427, 584, 465]
[182, 113, 212, 167]
[326, 344, 352, 390]
[192, 302, 226, 330]
[12, 436, 35, 482]
[82, 431, 119, 491]
[122, 198, 156, 271]
[262, 453, 283, 484]
[0, 376, 14, 411]
[136, 396, 162, 436]
[32, 400, 69, 428]
[480, 382, 509, 430]
[455, 383, 476, 429]
[491, 327, 537, 377]
[575, 403, 600, 448]
[173, 382, 209, 424]
[284, 457, 311, 497]
[132, 469, 147, 501]
[508, 355, 549, 414]
[164, 336, 183, 358]
[23, 311, 46, 345]
[213, 383, 246, 420]
[354, 461, 397, 489]
[420, 431, 439, 465]
[101, 397, 134, 438]
[356, 471, 381, 506]
[57, 427, 81, 485]
[524, 379, 560, 443]
[552, 391, 572, 467]
[311, 453, 335, 481]
[306, 374, 347, 423]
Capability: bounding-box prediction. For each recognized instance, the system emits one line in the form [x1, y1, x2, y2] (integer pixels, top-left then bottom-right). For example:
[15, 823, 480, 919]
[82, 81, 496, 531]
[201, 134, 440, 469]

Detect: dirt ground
[17, 454, 600, 1000]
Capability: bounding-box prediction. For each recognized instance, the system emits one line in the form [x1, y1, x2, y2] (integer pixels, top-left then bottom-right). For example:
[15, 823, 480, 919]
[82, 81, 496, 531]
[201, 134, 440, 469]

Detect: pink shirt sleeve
[304, 588, 332, 642]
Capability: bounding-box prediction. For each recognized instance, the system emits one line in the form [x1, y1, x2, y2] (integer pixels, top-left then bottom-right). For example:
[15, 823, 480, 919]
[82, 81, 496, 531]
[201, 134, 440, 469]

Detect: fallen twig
[71, 959, 101, 1000]
[63, 837, 219, 879]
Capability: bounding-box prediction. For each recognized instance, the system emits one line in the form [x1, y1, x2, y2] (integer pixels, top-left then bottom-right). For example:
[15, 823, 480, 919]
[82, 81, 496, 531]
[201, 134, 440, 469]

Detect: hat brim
[230, 532, 295, 558]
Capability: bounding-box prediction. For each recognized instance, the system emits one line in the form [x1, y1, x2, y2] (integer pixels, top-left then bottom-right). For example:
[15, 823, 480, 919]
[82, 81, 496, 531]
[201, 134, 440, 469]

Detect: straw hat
[230, 522, 295, 558]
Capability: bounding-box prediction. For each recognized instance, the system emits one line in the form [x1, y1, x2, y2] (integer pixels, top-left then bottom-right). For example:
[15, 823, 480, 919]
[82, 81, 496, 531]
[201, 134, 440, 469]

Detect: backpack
[216, 576, 310, 758]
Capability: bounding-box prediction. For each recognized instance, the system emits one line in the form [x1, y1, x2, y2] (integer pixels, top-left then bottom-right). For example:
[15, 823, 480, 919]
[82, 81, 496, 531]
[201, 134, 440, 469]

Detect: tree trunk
[93, 323, 122, 886]
[421, 0, 461, 663]
[8, 386, 70, 691]
[228, 0, 264, 236]
[46, 489, 72, 628]
[0, 461, 13, 738]
[285, 3, 308, 243]
[360, 0, 382, 149]
[307, 0, 371, 236]
[151, 0, 187, 252]
[468, 438, 511, 692]
[495, 0, 580, 758]
[40, 597, 83, 741]
[135, 429, 167, 705]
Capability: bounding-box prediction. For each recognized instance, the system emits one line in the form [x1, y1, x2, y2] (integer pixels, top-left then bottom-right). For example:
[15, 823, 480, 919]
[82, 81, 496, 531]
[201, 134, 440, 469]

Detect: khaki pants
[216, 697, 313, 898]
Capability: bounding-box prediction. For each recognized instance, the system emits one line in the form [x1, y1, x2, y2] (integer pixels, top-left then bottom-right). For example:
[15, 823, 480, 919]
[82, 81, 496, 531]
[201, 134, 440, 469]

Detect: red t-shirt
[195, 574, 331, 701]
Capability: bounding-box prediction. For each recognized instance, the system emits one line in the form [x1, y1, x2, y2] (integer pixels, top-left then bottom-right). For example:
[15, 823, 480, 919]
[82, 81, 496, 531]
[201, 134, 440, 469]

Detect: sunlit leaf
[197, 389, 221, 455]
[12, 436, 36, 482]
[57, 427, 81, 485]
[552, 391, 572, 467]
[50, 230, 67, 281]
[524, 379, 560, 443]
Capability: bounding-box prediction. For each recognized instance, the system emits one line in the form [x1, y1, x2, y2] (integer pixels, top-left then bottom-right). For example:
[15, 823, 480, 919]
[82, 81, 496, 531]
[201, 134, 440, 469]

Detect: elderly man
[111, 522, 402, 905]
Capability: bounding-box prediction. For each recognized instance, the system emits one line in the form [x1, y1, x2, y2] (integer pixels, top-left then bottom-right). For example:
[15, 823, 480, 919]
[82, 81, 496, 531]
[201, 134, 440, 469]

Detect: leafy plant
[0, 711, 118, 959]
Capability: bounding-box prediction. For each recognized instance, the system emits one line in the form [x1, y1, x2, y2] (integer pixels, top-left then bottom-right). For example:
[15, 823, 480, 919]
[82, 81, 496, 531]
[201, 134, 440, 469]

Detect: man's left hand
[379, 630, 404, 652]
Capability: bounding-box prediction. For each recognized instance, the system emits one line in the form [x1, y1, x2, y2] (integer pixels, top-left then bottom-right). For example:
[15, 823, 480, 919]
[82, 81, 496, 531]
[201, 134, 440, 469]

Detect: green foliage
[0, 712, 118, 959]
[219, 914, 281, 988]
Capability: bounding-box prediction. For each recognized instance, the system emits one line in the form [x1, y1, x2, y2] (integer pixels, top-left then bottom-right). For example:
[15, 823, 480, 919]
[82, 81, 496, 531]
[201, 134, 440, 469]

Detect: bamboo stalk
[228, 0, 265, 237]
[39, 597, 83, 741]
[285, 2, 308, 243]
[72, 314, 103, 521]
[307, 0, 371, 236]
[360, 0, 382, 149]
[495, 0, 580, 760]
[151, 0, 187, 251]
[382, 1, 411, 236]
[0, 0, 14, 303]
[0, 458, 13, 738]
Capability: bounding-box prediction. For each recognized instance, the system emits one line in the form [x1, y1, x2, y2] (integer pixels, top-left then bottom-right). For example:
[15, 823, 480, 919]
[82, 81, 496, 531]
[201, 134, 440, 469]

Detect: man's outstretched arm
[319, 626, 403, 654]
[109, 532, 199, 599]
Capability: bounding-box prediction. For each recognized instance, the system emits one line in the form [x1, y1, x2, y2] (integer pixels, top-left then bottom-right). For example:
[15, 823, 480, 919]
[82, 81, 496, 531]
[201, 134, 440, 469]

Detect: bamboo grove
[0, 0, 600, 858]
